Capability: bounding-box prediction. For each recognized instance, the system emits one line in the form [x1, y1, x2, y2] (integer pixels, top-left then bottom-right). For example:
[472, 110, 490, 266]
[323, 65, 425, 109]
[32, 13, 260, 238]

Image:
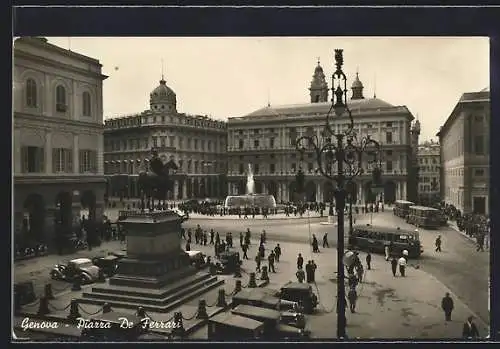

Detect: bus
[393, 200, 415, 219]
[406, 206, 441, 229]
[348, 224, 423, 258]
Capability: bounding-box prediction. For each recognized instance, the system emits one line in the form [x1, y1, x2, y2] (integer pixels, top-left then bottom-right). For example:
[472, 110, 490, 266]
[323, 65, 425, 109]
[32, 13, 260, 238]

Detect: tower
[149, 64, 177, 113]
[309, 58, 329, 103]
[351, 71, 365, 100]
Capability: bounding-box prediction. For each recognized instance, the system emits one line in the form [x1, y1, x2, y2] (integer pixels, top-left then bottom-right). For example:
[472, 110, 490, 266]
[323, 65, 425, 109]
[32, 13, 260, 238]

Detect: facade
[437, 88, 490, 215]
[103, 76, 228, 200]
[13, 37, 108, 245]
[227, 62, 419, 204]
[417, 140, 441, 204]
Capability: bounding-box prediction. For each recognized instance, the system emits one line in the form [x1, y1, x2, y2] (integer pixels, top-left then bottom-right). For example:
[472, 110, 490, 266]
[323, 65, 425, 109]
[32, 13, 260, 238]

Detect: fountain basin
[224, 194, 277, 209]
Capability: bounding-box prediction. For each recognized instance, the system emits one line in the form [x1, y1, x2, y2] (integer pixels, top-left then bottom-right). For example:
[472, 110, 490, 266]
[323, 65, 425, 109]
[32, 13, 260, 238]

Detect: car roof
[231, 305, 280, 320]
[210, 312, 263, 330]
[70, 258, 93, 264]
[353, 224, 417, 235]
[282, 282, 311, 290]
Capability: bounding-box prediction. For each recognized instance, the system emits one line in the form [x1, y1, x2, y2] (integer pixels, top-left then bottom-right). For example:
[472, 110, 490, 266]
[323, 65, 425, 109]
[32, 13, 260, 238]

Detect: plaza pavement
[17, 236, 487, 339]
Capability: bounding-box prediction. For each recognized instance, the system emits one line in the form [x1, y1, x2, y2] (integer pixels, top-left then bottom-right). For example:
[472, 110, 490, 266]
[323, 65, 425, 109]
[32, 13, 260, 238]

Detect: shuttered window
[79, 149, 97, 173]
[21, 146, 44, 173]
[53, 148, 73, 173]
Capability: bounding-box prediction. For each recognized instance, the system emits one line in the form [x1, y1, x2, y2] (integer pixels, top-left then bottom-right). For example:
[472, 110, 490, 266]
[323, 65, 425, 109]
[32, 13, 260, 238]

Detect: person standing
[366, 252, 372, 270]
[322, 233, 329, 248]
[255, 253, 262, 272]
[356, 263, 364, 283]
[435, 235, 442, 252]
[311, 260, 317, 282]
[215, 232, 220, 245]
[462, 316, 480, 339]
[209, 229, 215, 244]
[347, 288, 358, 313]
[240, 232, 244, 248]
[384, 243, 390, 261]
[203, 232, 208, 246]
[296, 267, 305, 283]
[274, 244, 281, 262]
[441, 292, 454, 321]
[259, 243, 265, 258]
[185, 240, 191, 252]
[305, 261, 313, 283]
[297, 253, 304, 270]
[268, 251, 276, 273]
[398, 255, 407, 277]
[391, 257, 398, 277]
[312, 235, 320, 253]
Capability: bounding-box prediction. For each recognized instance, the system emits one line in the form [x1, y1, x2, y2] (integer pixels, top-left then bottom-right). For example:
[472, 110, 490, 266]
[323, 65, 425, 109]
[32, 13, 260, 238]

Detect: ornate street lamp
[295, 49, 382, 339]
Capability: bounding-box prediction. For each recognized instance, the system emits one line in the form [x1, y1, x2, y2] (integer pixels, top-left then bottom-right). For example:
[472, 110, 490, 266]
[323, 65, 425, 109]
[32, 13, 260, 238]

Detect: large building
[103, 76, 228, 200]
[417, 140, 441, 204]
[13, 37, 108, 245]
[437, 88, 490, 215]
[226, 62, 420, 204]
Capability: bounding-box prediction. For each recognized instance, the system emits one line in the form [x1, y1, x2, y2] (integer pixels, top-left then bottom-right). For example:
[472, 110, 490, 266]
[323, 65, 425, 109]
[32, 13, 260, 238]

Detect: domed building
[103, 75, 228, 201]
[227, 60, 419, 204]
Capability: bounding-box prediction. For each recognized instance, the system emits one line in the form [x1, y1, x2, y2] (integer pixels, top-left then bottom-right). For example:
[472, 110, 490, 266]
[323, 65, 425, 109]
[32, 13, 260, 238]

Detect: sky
[47, 37, 489, 142]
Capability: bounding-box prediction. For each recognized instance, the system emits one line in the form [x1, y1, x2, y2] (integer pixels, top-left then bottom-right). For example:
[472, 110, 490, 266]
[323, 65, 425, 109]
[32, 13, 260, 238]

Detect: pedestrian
[255, 254, 261, 272]
[305, 261, 312, 283]
[297, 253, 304, 270]
[240, 232, 244, 247]
[441, 292, 454, 321]
[366, 252, 372, 270]
[296, 267, 305, 283]
[274, 244, 281, 262]
[347, 288, 358, 313]
[242, 243, 249, 259]
[185, 240, 191, 252]
[268, 251, 276, 273]
[323, 233, 329, 248]
[384, 243, 390, 261]
[215, 232, 220, 245]
[259, 243, 265, 258]
[228, 232, 233, 248]
[180, 227, 186, 240]
[312, 234, 320, 253]
[356, 263, 364, 283]
[398, 255, 407, 277]
[203, 232, 208, 246]
[214, 241, 220, 258]
[311, 260, 317, 282]
[435, 235, 442, 252]
[210, 229, 215, 244]
[462, 316, 480, 339]
[347, 273, 358, 289]
[391, 257, 398, 277]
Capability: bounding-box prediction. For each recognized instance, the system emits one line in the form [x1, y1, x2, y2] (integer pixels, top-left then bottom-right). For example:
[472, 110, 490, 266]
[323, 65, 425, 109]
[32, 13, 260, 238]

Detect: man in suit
[462, 316, 480, 339]
[441, 292, 454, 321]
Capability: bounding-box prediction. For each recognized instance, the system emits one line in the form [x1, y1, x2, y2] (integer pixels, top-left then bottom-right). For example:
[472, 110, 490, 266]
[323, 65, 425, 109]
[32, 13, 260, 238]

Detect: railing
[118, 210, 180, 219]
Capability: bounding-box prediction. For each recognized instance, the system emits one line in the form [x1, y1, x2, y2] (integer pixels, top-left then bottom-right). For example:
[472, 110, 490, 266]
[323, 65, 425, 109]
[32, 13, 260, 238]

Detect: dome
[351, 72, 363, 89]
[314, 64, 324, 74]
[149, 78, 177, 112]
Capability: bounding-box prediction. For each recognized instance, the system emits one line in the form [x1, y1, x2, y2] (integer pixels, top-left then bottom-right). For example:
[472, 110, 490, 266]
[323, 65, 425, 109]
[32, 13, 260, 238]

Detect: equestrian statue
[137, 148, 178, 212]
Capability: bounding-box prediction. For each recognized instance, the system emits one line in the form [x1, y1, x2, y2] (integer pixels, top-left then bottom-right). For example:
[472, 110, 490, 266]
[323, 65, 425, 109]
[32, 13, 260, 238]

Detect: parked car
[50, 258, 100, 284]
[278, 282, 318, 314]
[216, 251, 242, 274]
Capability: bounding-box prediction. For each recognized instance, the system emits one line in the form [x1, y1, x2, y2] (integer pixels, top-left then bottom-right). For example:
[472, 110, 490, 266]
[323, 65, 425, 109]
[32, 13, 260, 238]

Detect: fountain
[224, 164, 277, 209]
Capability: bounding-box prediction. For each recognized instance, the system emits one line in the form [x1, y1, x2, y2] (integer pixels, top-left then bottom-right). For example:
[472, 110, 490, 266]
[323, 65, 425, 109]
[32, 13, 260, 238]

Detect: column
[72, 80, 78, 120]
[44, 74, 51, 116]
[403, 181, 407, 200]
[278, 183, 282, 202]
[73, 134, 79, 173]
[14, 129, 21, 174]
[182, 180, 187, 199]
[316, 183, 322, 202]
[358, 183, 363, 204]
[227, 182, 232, 196]
[97, 135, 104, 175]
[174, 180, 179, 200]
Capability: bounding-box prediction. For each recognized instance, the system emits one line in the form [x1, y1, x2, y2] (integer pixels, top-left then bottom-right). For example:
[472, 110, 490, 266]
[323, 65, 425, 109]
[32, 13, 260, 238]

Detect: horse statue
[137, 148, 178, 212]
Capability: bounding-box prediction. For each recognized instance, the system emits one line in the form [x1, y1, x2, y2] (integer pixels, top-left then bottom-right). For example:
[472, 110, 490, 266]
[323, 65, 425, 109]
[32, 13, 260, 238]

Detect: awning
[104, 161, 109, 164]
[123, 160, 128, 163]
[137, 159, 141, 162]
[111, 160, 116, 164]
[116, 160, 121, 163]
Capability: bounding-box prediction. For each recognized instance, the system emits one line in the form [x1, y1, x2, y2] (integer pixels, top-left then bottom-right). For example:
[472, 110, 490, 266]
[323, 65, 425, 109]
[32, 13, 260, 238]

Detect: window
[291, 163, 296, 172]
[315, 95, 320, 103]
[208, 141, 212, 151]
[26, 78, 37, 108]
[270, 138, 275, 148]
[239, 139, 244, 149]
[79, 150, 97, 173]
[162, 115, 165, 123]
[254, 129, 259, 134]
[194, 139, 199, 150]
[289, 128, 297, 146]
[161, 137, 166, 147]
[386, 150, 393, 156]
[270, 163, 276, 173]
[474, 135, 484, 155]
[178, 160, 183, 171]
[239, 130, 243, 135]
[55, 85, 67, 112]
[21, 146, 44, 173]
[254, 164, 260, 174]
[144, 138, 149, 149]
[270, 154, 275, 159]
[386, 132, 393, 144]
[269, 128, 274, 133]
[179, 138, 184, 149]
[52, 148, 73, 173]
[170, 137, 175, 147]
[308, 162, 314, 172]
[239, 164, 244, 174]
[386, 160, 393, 172]
[82, 91, 91, 117]
[187, 138, 192, 149]
[254, 139, 259, 148]
[474, 168, 485, 176]
[474, 115, 484, 123]
[386, 122, 392, 127]
[152, 137, 158, 147]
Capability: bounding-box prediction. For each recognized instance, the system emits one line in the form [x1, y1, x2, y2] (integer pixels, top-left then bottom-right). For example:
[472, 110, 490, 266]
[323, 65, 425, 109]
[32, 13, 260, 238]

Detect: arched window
[82, 91, 91, 117]
[55, 85, 67, 112]
[26, 78, 37, 108]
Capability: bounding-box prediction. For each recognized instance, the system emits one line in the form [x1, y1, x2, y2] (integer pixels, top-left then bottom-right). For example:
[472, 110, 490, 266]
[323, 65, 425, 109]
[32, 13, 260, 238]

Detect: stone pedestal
[110, 210, 196, 288]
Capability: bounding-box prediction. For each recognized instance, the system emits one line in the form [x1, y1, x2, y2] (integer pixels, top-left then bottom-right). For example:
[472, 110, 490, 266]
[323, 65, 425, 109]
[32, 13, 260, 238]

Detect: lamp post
[295, 49, 382, 339]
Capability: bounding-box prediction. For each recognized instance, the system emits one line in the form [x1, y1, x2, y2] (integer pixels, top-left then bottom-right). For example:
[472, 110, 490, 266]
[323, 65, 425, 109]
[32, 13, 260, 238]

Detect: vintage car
[279, 282, 318, 314]
[50, 258, 100, 284]
[92, 255, 122, 276]
[216, 250, 242, 274]
[186, 250, 208, 269]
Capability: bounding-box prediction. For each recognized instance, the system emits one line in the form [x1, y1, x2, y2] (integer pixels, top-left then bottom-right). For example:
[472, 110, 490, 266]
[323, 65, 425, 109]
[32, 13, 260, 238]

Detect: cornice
[14, 112, 104, 132]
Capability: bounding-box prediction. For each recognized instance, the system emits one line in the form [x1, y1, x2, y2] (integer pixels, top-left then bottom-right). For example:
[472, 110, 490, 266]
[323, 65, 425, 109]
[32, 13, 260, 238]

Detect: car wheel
[50, 271, 59, 280]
